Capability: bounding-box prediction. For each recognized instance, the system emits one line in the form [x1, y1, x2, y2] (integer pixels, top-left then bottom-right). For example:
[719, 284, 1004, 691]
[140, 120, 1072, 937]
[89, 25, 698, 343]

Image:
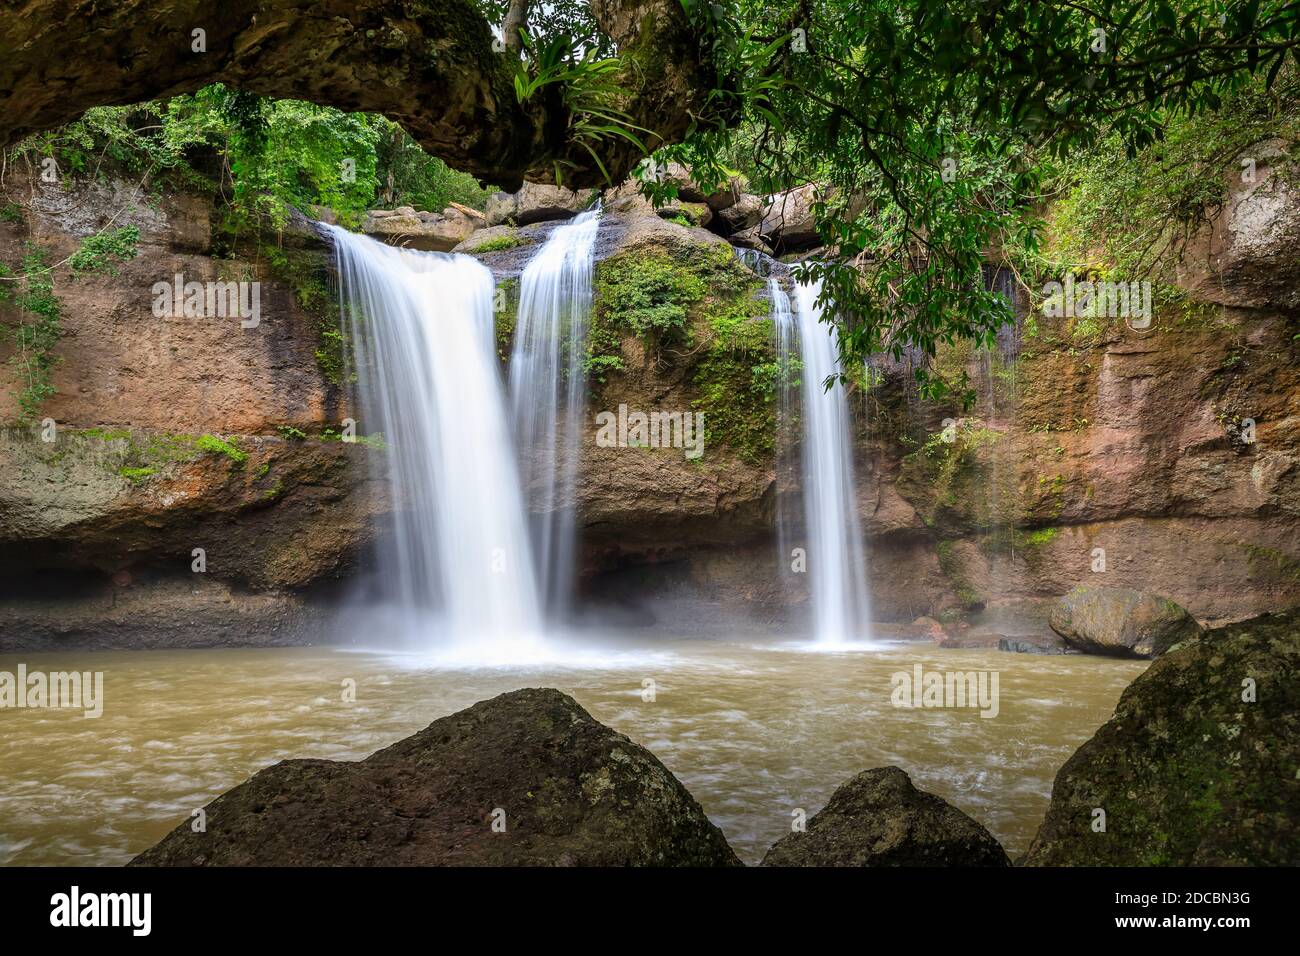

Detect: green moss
[1034, 473, 1067, 520]
[276, 424, 307, 441]
[320, 427, 386, 450]
[72, 427, 234, 479]
[495, 277, 519, 362]
[1022, 526, 1060, 549]
[81, 427, 133, 442]
[1240, 543, 1300, 582]
[691, 291, 776, 463]
[471, 232, 528, 253]
[587, 242, 774, 460]
[261, 244, 351, 387]
[898, 420, 1009, 532]
[194, 433, 247, 464]
[593, 252, 706, 342]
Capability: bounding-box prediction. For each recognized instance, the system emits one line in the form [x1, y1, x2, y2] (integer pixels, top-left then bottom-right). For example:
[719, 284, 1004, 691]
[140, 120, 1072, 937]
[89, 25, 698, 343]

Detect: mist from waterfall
[508, 207, 600, 618]
[323, 224, 544, 661]
[771, 275, 873, 645]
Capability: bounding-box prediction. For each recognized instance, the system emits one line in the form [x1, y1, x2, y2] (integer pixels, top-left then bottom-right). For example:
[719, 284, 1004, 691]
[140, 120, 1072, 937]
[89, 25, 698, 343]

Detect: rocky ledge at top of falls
[1025, 609, 1300, 866]
[761, 766, 1011, 867]
[130, 688, 742, 867]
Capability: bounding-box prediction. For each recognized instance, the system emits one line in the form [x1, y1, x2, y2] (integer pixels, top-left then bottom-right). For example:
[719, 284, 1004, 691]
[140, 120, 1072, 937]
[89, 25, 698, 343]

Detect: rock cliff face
[0, 172, 384, 647]
[2, 150, 1298, 647]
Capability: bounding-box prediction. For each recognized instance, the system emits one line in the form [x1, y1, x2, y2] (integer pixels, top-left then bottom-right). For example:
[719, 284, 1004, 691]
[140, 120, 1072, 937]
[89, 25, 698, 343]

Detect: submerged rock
[1049, 586, 1203, 658]
[131, 688, 741, 867]
[1025, 610, 1300, 866]
[761, 767, 1010, 866]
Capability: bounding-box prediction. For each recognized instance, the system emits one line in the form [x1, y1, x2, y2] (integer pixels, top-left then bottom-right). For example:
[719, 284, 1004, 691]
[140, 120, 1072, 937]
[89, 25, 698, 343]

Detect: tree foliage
[655, 0, 1300, 398]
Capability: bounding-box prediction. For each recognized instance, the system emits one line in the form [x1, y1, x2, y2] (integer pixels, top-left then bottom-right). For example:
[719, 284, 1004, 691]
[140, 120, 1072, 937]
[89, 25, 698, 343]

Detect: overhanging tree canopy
[0, 0, 729, 190]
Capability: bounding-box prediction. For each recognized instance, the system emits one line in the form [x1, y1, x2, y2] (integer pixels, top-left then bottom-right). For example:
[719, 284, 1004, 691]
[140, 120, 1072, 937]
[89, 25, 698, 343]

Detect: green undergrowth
[588, 242, 775, 461]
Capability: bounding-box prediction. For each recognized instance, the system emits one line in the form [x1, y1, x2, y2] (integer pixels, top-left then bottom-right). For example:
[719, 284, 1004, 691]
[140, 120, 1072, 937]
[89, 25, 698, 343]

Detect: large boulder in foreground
[761, 767, 1010, 866]
[1025, 611, 1300, 866]
[131, 688, 740, 867]
[1049, 586, 1203, 658]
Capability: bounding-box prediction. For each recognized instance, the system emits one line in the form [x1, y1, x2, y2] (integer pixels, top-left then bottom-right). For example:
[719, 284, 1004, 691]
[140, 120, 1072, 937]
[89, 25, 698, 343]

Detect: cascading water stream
[771, 275, 873, 645]
[322, 224, 544, 660]
[508, 207, 600, 618]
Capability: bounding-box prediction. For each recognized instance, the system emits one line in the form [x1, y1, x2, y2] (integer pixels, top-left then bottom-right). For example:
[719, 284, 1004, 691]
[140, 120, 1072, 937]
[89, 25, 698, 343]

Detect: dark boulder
[1025, 610, 1300, 865]
[131, 688, 741, 867]
[761, 767, 1010, 866]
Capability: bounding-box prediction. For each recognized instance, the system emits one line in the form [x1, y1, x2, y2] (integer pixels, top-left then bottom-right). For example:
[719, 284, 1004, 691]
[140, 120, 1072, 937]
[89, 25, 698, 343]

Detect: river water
[0, 639, 1145, 865]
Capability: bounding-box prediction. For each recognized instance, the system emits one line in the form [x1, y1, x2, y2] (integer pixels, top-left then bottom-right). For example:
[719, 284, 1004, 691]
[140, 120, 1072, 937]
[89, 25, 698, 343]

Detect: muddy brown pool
[0, 638, 1147, 865]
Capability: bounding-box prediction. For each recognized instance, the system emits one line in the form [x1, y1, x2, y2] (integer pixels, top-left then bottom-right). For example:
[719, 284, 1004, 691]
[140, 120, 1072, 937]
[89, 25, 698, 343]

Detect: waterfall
[771, 275, 873, 645]
[508, 208, 600, 618]
[322, 224, 544, 659]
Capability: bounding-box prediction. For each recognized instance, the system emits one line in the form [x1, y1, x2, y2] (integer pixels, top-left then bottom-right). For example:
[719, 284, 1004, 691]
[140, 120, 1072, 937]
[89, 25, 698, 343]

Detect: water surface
[0, 638, 1146, 865]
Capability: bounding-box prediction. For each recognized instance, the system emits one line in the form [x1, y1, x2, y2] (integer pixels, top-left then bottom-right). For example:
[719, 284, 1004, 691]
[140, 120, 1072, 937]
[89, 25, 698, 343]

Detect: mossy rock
[1048, 586, 1202, 658]
[1025, 610, 1300, 865]
[762, 766, 1009, 866]
[131, 688, 741, 867]
[588, 235, 775, 462]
